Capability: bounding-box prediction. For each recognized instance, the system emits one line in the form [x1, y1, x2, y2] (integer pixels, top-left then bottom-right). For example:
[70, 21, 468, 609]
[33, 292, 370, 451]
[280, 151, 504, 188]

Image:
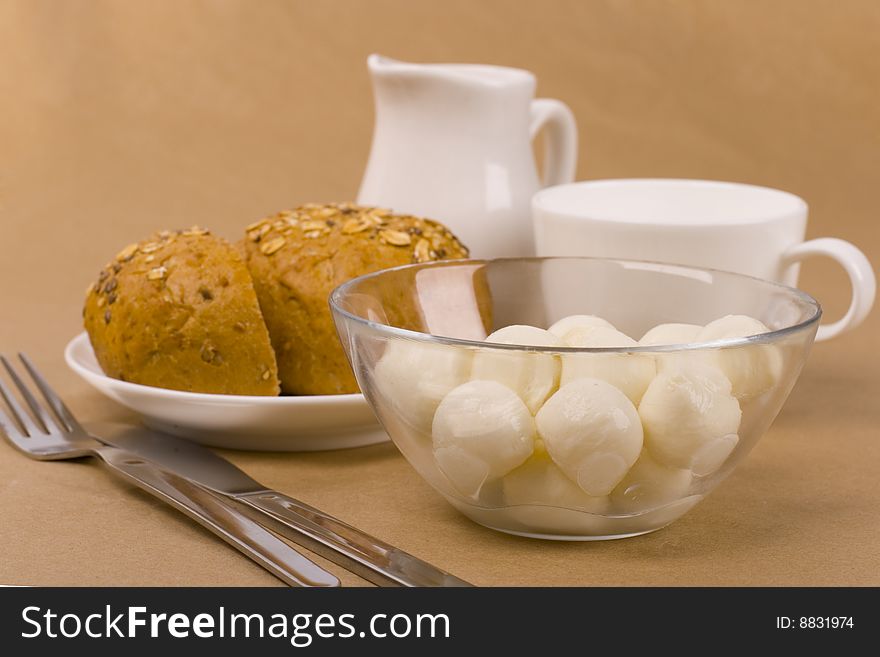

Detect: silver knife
[90, 422, 473, 587]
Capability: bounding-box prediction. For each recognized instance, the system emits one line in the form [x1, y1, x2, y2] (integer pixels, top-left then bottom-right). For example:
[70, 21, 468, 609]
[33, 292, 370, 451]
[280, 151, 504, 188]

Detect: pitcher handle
[530, 98, 578, 187]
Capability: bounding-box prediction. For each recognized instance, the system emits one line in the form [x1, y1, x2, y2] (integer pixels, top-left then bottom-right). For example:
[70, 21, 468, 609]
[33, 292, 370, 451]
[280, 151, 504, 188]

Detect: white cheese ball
[470, 325, 562, 414]
[432, 380, 535, 498]
[639, 323, 703, 346]
[374, 340, 472, 437]
[640, 322, 704, 374]
[696, 315, 783, 401]
[503, 450, 609, 513]
[610, 450, 693, 514]
[536, 378, 644, 497]
[502, 450, 610, 535]
[639, 364, 742, 476]
[560, 326, 657, 404]
[548, 314, 615, 345]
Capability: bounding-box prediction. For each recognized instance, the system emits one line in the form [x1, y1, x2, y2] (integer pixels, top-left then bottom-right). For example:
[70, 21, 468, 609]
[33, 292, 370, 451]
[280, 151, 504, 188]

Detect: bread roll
[240, 203, 469, 395]
[83, 228, 280, 395]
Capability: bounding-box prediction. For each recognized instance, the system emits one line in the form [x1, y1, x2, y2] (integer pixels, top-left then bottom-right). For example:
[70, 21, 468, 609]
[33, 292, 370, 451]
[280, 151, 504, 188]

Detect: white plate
[64, 333, 388, 452]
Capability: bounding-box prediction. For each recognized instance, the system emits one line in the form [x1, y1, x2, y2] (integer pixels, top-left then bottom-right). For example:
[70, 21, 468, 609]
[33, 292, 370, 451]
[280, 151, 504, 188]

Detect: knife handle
[237, 491, 472, 587]
[94, 445, 339, 587]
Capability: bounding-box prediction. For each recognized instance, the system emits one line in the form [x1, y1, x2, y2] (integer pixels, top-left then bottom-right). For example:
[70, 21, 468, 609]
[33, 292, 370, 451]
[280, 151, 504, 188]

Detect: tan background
[1, 0, 878, 585]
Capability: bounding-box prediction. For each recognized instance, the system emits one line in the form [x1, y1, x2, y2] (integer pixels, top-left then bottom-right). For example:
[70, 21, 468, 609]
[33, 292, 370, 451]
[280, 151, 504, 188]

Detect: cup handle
[782, 237, 876, 341]
[529, 98, 578, 187]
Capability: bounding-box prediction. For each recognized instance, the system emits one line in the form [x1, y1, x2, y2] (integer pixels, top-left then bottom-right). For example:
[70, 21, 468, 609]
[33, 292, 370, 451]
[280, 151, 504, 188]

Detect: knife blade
[91, 422, 270, 494]
[90, 422, 472, 587]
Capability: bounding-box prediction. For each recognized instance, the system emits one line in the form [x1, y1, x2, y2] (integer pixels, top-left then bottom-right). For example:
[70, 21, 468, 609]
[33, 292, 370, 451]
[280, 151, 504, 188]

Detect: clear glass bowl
[330, 258, 820, 540]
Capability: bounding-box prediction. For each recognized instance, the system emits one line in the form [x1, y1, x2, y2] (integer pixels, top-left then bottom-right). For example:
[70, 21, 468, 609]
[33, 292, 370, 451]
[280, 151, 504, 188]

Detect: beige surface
[1, 0, 878, 586]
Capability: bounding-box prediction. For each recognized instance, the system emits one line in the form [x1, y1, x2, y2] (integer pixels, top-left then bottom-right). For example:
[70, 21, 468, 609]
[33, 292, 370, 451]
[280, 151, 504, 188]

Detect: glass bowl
[330, 257, 820, 540]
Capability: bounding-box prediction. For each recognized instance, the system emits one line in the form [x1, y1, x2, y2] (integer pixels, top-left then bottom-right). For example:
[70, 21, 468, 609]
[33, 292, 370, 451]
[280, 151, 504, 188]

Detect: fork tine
[0, 355, 53, 433]
[18, 353, 84, 433]
[0, 356, 42, 436]
[0, 398, 24, 440]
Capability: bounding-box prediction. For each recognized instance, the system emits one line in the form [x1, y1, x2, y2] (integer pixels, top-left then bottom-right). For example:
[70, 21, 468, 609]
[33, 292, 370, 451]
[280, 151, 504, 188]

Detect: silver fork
[0, 353, 339, 588]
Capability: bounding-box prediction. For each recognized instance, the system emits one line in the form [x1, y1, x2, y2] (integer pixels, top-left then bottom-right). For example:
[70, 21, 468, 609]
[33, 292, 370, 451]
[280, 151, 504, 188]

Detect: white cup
[532, 179, 875, 341]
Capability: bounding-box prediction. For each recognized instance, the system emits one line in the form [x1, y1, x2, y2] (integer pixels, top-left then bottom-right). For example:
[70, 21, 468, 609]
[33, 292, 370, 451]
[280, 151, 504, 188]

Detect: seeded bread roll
[240, 203, 470, 395]
[83, 228, 280, 395]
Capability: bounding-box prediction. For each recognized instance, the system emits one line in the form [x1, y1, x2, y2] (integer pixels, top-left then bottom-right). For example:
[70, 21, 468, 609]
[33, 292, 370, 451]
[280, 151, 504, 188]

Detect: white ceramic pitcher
[357, 54, 578, 258]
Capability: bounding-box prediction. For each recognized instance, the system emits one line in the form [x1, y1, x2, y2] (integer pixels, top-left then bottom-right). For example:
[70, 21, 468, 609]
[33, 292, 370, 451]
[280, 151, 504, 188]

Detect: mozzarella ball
[639, 323, 703, 346]
[696, 315, 783, 401]
[503, 449, 609, 513]
[536, 378, 643, 496]
[639, 364, 741, 475]
[373, 340, 472, 437]
[610, 450, 693, 513]
[432, 380, 535, 498]
[560, 326, 656, 404]
[501, 450, 611, 536]
[548, 314, 615, 345]
[640, 322, 704, 374]
[470, 325, 562, 414]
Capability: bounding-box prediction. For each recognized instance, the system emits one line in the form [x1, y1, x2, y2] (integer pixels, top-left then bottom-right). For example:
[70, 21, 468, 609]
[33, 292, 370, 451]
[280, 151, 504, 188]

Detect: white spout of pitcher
[367, 54, 537, 88]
